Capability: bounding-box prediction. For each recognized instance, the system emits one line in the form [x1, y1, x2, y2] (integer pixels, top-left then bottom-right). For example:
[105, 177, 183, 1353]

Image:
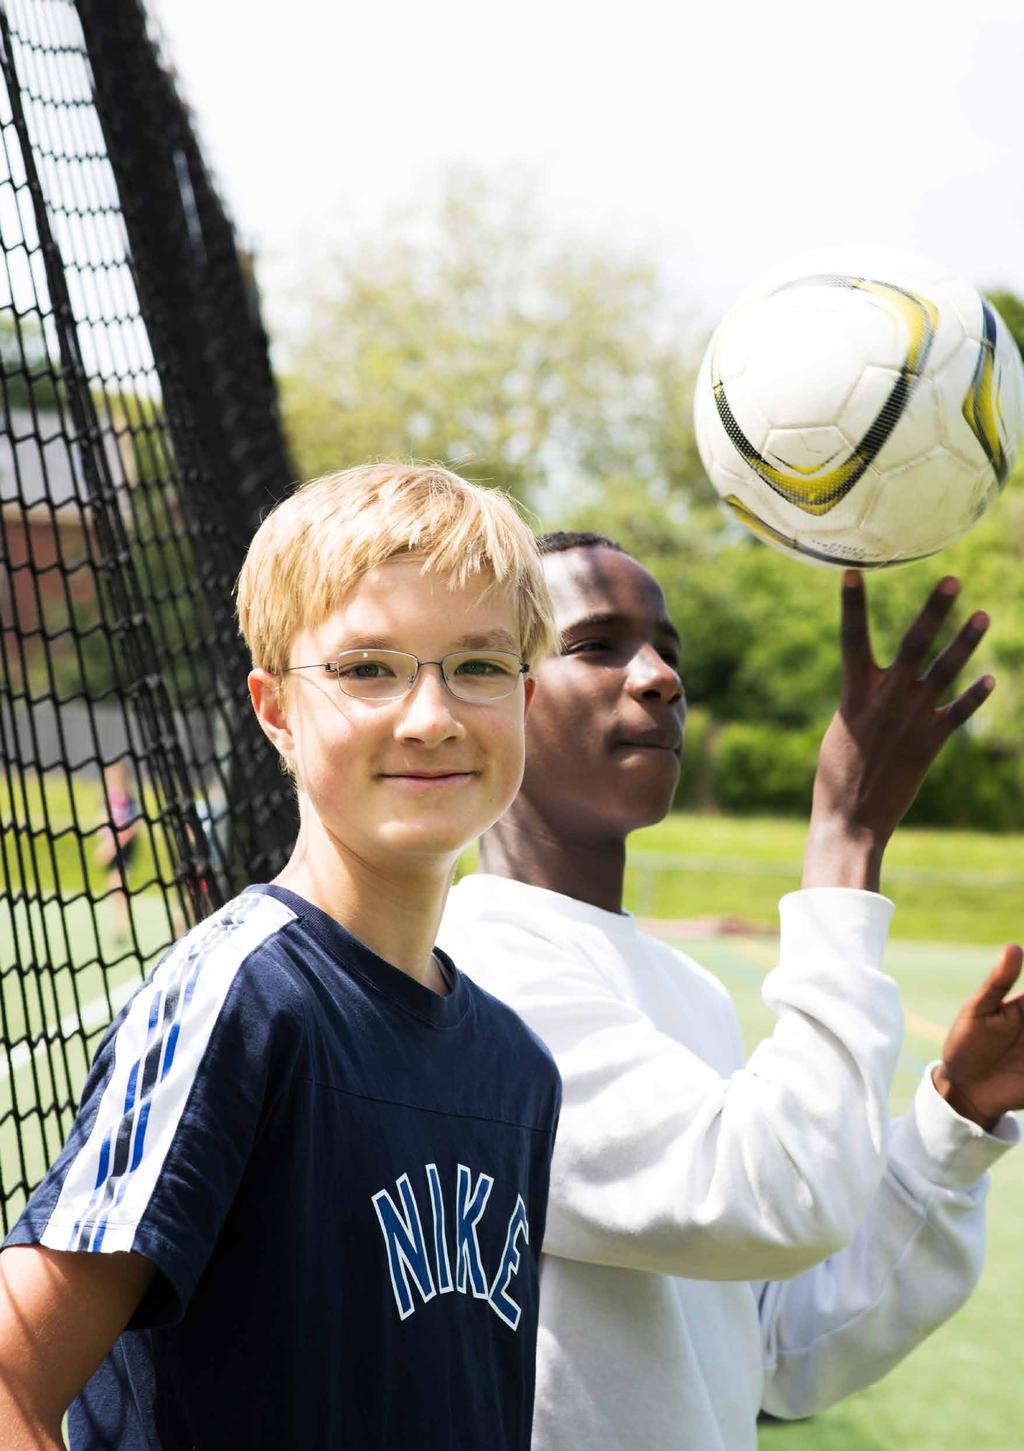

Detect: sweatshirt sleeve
[486, 889, 901, 1281]
[759, 1067, 1019, 1418]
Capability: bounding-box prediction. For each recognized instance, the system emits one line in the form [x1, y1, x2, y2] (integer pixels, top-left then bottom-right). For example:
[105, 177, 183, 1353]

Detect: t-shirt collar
[246, 884, 468, 1029]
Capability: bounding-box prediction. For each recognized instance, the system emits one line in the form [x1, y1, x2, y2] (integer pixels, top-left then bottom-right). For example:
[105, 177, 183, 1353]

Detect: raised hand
[933, 946, 1024, 1130]
[804, 571, 993, 891]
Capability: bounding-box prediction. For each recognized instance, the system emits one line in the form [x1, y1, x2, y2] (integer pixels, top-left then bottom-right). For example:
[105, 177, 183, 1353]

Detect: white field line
[1, 978, 138, 1085]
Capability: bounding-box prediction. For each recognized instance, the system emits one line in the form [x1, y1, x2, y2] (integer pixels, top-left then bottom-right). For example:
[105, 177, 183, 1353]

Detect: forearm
[802, 807, 884, 892]
[0, 1255, 69, 1449]
[760, 1173, 977, 1418]
[761, 1071, 1018, 1418]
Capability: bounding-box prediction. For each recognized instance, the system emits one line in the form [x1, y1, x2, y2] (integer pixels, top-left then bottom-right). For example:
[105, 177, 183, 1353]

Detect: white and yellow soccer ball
[693, 249, 1024, 568]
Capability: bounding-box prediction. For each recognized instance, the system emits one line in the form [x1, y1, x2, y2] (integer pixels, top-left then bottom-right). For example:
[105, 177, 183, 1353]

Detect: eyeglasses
[282, 648, 529, 704]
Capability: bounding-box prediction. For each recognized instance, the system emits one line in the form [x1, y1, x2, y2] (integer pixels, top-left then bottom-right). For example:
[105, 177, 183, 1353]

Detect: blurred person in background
[95, 759, 139, 943]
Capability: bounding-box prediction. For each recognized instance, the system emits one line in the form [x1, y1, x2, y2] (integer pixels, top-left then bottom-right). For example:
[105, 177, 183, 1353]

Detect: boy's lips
[615, 729, 682, 753]
[379, 769, 478, 786]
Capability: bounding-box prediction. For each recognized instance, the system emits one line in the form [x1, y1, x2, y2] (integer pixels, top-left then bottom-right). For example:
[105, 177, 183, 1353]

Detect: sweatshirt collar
[452, 872, 638, 935]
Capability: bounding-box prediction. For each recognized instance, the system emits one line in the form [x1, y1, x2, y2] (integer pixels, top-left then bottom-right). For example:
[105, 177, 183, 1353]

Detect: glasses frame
[281, 647, 530, 703]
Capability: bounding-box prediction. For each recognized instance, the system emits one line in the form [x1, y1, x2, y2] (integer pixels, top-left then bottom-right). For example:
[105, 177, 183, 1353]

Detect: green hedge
[675, 716, 1024, 829]
[673, 706, 713, 809]
[906, 733, 1024, 831]
[708, 720, 819, 816]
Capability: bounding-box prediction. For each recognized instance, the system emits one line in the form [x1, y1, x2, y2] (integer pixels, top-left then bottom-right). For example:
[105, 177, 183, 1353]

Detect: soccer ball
[693, 249, 1024, 568]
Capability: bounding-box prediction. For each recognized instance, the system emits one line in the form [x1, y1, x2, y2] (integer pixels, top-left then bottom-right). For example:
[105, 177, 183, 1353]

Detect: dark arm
[804, 572, 992, 891]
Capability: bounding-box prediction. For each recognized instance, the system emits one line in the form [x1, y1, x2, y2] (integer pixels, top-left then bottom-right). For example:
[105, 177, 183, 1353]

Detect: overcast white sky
[154, 0, 1024, 330]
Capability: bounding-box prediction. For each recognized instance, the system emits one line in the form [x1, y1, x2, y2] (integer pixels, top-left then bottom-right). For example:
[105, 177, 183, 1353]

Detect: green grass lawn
[0, 893, 178, 1230]
[625, 813, 1024, 946]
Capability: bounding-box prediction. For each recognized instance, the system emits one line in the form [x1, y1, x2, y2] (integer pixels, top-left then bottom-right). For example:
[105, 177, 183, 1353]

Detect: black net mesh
[0, 0, 298, 1233]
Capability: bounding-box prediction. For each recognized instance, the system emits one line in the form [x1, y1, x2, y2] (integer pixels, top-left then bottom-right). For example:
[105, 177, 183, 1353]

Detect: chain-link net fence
[0, 0, 298, 1232]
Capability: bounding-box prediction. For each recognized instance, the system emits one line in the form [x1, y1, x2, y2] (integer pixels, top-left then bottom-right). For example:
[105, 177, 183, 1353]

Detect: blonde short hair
[236, 463, 558, 675]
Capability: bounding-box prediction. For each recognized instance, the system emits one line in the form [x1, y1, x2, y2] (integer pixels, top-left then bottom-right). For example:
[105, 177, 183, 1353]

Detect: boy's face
[518, 546, 685, 840]
[255, 556, 534, 868]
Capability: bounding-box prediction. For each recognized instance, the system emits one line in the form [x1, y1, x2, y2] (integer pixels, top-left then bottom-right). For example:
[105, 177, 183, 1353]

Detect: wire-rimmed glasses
[282, 648, 529, 704]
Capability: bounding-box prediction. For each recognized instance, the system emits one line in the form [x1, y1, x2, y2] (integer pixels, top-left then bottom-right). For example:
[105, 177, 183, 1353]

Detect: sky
[153, 0, 1024, 333]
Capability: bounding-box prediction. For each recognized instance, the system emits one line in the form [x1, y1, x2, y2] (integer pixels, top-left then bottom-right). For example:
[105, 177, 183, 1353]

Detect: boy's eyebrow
[563, 611, 681, 643]
[330, 629, 521, 654]
[452, 629, 521, 651]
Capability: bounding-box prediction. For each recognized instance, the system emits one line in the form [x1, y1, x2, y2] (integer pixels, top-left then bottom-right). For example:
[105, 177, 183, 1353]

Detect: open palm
[813, 572, 993, 843]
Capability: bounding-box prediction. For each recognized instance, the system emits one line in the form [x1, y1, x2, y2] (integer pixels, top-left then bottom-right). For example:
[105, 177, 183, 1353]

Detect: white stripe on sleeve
[38, 891, 296, 1254]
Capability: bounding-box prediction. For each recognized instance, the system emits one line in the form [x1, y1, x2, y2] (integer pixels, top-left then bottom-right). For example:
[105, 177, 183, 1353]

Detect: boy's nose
[626, 645, 685, 704]
[394, 665, 464, 744]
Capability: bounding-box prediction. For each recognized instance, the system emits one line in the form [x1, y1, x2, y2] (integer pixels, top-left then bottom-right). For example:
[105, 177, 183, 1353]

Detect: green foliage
[278, 169, 708, 521]
[907, 731, 1023, 831]
[710, 720, 819, 815]
[672, 706, 712, 809]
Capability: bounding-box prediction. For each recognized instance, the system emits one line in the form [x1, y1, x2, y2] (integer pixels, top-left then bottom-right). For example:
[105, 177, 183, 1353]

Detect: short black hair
[536, 530, 625, 556]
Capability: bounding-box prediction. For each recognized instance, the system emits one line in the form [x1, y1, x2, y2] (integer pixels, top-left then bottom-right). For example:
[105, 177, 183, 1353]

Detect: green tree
[278, 170, 708, 520]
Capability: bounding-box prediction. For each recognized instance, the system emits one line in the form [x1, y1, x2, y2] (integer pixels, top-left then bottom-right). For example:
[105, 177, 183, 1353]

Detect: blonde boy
[0, 465, 562, 1451]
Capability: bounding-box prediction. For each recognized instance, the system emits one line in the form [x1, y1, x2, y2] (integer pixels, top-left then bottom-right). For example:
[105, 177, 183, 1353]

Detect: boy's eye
[564, 639, 680, 670]
[337, 658, 397, 680]
[451, 655, 515, 677]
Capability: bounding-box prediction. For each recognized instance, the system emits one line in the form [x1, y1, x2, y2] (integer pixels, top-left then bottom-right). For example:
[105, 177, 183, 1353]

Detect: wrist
[931, 1063, 1001, 1133]
[802, 816, 884, 891]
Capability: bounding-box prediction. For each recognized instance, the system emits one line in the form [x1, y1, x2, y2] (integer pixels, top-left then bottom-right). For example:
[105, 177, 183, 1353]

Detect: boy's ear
[249, 669, 295, 763]
[523, 674, 537, 718]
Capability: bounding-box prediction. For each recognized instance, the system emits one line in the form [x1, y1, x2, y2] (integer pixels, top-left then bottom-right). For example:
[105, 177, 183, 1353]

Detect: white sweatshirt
[438, 875, 1019, 1451]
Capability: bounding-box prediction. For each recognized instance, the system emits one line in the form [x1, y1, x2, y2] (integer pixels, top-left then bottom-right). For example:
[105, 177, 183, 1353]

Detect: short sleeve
[4, 891, 300, 1326]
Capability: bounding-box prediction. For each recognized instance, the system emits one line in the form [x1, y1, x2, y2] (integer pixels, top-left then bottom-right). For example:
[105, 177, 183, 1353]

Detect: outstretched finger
[969, 944, 1024, 1016]
[891, 576, 960, 678]
[940, 673, 995, 731]
[922, 610, 990, 696]
[839, 571, 873, 688]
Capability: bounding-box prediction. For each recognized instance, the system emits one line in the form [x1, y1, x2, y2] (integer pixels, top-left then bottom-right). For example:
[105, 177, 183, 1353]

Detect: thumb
[969, 944, 1024, 1016]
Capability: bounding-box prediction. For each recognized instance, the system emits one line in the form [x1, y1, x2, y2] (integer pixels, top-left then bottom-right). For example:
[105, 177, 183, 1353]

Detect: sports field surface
[2, 808, 1021, 1446]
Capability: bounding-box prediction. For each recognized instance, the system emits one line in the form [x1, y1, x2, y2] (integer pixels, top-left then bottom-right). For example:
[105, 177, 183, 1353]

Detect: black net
[0, 0, 298, 1233]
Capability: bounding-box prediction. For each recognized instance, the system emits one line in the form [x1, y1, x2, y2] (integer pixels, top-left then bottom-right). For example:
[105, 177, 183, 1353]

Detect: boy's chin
[375, 818, 480, 859]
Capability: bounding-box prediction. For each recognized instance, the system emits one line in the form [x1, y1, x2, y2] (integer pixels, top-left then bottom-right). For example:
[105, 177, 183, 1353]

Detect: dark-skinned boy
[440, 537, 1021, 1451]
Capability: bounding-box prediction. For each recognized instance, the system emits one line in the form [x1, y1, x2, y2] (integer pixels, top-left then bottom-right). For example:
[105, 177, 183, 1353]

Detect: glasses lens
[443, 650, 522, 702]
[333, 649, 415, 701]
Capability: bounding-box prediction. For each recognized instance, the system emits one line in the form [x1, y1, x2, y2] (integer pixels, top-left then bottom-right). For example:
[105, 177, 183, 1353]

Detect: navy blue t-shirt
[6, 885, 561, 1449]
